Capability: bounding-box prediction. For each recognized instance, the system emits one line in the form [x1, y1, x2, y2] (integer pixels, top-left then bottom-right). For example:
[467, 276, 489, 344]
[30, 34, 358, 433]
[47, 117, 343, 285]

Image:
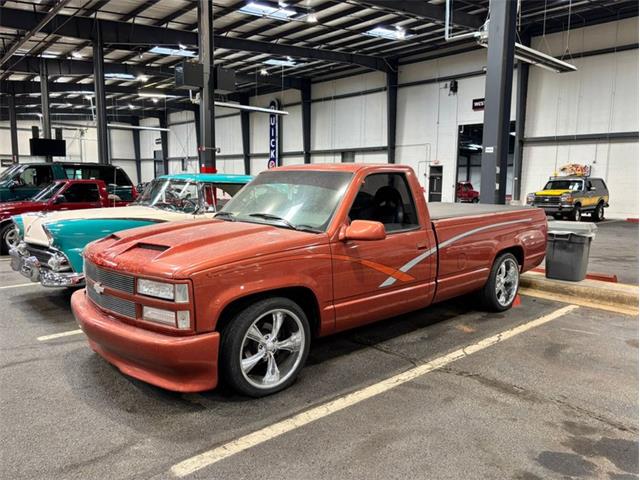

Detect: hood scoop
[136, 242, 169, 252]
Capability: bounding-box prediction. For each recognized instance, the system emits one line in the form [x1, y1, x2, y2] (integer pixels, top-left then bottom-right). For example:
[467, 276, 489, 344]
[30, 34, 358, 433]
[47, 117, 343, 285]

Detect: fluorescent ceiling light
[41, 52, 60, 58]
[71, 51, 83, 59]
[138, 91, 166, 98]
[264, 58, 302, 67]
[137, 75, 149, 82]
[239, 1, 297, 20]
[149, 46, 196, 57]
[364, 26, 412, 41]
[105, 73, 136, 80]
[306, 12, 318, 23]
[260, 68, 269, 76]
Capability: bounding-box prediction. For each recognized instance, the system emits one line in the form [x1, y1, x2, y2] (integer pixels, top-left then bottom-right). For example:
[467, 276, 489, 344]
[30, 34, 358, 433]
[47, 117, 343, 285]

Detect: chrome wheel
[4, 226, 19, 250]
[495, 257, 519, 307]
[239, 308, 305, 390]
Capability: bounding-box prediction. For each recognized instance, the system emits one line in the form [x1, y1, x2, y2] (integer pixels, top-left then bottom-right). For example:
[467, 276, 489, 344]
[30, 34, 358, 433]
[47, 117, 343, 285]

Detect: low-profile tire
[591, 202, 605, 222]
[0, 223, 18, 255]
[480, 253, 520, 312]
[571, 205, 582, 222]
[220, 297, 311, 397]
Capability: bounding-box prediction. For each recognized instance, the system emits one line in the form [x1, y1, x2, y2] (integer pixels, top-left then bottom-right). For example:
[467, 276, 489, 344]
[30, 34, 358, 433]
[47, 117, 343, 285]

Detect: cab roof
[158, 173, 253, 183]
[273, 163, 413, 173]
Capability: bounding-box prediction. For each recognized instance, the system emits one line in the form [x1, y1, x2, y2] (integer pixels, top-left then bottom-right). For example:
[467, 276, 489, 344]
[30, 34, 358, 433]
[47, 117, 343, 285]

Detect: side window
[594, 179, 606, 191]
[348, 173, 419, 233]
[115, 168, 132, 187]
[17, 166, 53, 186]
[586, 180, 593, 191]
[62, 184, 100, 203]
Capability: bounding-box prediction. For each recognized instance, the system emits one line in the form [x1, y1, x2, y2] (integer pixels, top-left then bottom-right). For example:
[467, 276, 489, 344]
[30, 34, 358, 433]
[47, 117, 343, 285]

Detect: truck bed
[428, 202, 535, 221]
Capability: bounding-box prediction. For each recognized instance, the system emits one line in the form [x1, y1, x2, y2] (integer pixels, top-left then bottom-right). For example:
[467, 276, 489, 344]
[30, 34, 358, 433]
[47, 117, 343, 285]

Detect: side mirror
[589, 186, 596, 191]
[54, 194, 67, 204]
[341, 220, 386, 241]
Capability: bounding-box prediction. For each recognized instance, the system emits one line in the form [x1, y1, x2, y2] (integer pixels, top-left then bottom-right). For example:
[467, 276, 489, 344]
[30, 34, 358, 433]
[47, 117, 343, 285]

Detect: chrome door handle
[417, 242, 428, 250]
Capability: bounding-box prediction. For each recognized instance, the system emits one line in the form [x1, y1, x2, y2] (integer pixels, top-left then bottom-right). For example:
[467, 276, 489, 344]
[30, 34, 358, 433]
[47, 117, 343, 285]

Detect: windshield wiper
[248, 213, 320, 233]
[214, 211, 236, 222]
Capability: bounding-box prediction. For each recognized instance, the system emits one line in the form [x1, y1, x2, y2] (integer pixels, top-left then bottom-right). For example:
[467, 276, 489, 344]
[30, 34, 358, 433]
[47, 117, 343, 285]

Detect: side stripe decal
[379, 218, 532, 288]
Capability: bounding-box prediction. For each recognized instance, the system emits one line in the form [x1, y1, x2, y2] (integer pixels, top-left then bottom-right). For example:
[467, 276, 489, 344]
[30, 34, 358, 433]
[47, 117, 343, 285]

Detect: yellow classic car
[526, 176, 609, 222]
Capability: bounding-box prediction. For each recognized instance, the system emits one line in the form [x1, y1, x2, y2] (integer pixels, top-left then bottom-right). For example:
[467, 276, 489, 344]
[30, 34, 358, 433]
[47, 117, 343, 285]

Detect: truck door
[56, 183, 103, 211]
[331, 172, 436, 331]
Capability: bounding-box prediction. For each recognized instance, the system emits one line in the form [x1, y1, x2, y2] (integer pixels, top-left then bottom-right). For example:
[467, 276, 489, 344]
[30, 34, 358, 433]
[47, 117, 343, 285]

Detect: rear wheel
[220, 297, 310, 397]
[571, 205, 582, 222]
[0, 223, 18, 255]
[591, 202, 605, 222]
[471, 197, 479, 203]
[480, 253, 520, 312]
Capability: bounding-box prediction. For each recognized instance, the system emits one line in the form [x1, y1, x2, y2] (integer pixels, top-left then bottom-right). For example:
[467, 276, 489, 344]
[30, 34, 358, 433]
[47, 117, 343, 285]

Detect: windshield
[220, 171, 353, 231]
[544, 180, 583, 191]
[0, 164, 22, 183]
[32, 182, 65, 202]
[135, 178, 245, 213]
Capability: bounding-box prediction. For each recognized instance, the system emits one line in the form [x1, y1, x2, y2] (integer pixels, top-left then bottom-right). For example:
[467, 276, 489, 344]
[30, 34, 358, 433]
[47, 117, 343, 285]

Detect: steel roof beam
[357, 0, 484, 29]
[0, 7, 390, 72]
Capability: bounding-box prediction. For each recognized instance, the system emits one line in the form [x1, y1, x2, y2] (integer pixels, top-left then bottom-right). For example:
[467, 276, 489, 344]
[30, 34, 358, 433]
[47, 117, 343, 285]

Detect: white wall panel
[139, 117, 160, 159]
[109, 126, 135, 159]
[216, 115, 242, 156]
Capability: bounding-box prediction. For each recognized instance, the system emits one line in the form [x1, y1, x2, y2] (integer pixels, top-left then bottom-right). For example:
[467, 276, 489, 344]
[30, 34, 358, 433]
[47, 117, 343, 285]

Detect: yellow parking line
[519, 287, 638, 316]
[37, 329, 83, 342]
[0, 282, 39, 290]
[170, 304, 579, 478]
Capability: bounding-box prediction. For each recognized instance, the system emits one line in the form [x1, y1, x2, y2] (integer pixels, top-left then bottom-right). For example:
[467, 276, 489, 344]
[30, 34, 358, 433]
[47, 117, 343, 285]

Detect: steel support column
[239, 94, 251, 175]
[479, 0, 517, 204]
[512, 36, 530, 202]
[301, 80, 312, 164]
[198, 0, 215, 173]
[38, 58, 53, 162]
[386, 62, 398, 164]
[8, 93, 19, 163]
[131, 117, 142, 184]
[93, 25, 109, 164]
[159, 113, 169, 175]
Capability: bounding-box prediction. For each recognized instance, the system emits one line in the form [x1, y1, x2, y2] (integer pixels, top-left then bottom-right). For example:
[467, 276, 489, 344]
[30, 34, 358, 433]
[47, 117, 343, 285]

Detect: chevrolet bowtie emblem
[93, 282, 105, 295]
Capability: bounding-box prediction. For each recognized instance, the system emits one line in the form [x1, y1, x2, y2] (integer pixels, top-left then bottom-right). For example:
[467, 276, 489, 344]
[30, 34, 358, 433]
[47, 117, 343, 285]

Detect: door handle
[417, 241, 428, 250]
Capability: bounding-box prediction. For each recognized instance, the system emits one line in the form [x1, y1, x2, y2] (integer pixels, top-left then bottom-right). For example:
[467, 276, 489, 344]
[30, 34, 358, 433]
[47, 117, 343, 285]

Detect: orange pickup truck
[71, 164, 547, 397]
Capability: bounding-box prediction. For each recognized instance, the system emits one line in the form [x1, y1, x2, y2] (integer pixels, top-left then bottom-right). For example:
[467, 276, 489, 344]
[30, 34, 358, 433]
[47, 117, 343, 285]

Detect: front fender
[44, 218, 158, 272]
[192, 248, 334, 335]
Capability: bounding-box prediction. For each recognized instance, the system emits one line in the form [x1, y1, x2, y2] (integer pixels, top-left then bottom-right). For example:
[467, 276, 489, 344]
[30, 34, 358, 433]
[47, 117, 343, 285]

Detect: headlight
[142, 306, 191, 330]
[560, 193, 573, 203]
[47, 252, 70, 272]
[137, 278, 189, 303]
[526, 193, 535, 204]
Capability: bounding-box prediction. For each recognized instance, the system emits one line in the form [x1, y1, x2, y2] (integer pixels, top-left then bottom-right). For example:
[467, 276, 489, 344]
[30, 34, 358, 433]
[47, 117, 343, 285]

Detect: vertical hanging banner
[268, 99, 279, 169]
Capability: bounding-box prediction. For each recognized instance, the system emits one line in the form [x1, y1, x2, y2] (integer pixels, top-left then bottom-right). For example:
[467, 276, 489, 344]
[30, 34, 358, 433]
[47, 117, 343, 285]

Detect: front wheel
[220, 297, 311, 397]
[571, 205, 582, 222]
[480, 253, 520, 312]
[0, 223, 19, 255]
[471, 197, 480, 203]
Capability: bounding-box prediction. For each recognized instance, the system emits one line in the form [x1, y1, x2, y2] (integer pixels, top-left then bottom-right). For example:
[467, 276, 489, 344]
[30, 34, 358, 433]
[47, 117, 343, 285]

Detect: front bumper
[9, 246, 84, 287]
[71, 289, 220, 392]
[528, 203, 574, 215]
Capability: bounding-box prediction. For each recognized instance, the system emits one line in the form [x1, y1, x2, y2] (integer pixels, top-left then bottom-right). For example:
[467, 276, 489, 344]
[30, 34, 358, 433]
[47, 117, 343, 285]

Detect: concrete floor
[0, 260, 637, 480]
[588, 220, 639, 285]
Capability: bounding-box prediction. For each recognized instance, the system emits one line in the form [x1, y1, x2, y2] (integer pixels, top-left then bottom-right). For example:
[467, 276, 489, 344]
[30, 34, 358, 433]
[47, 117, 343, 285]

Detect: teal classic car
[10, 173, 252, 287]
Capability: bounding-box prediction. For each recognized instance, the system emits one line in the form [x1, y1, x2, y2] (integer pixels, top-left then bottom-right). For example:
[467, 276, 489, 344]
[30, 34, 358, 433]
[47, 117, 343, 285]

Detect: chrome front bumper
[9, 245, 85, 287]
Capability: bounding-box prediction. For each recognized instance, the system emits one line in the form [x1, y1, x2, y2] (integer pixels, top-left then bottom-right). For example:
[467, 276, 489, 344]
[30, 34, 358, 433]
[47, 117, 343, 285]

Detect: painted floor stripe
[170, 304, 579, 478]
[0, 282, 39, 290]
[37, 329, 83, 341]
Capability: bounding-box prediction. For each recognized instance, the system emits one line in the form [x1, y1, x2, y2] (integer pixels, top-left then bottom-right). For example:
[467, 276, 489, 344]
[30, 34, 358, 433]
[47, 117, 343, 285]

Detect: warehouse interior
[0, 0, 638, 217]
[0, 2, 639, 479]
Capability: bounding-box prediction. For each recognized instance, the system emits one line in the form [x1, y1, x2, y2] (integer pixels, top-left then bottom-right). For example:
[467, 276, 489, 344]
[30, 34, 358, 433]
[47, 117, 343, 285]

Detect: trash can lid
[548, 220, 598, 237]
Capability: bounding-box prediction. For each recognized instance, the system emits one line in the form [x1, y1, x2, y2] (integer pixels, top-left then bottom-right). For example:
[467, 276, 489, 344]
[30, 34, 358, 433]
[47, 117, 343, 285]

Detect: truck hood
[21, 204, 197, 247]
[87, 219, 325, 279]
[0, 201, 45, 220]
[535, 189, 571, 196]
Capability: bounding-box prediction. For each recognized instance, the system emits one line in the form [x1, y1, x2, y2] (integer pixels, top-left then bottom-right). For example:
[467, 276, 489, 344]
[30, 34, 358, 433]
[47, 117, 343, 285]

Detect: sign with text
[268, 99, 279, 169]
[472, 98, 485, 111]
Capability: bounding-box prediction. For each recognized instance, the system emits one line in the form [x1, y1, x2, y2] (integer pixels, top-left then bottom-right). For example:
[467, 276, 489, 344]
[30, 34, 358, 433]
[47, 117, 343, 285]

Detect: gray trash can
[545, 222, 598, 282]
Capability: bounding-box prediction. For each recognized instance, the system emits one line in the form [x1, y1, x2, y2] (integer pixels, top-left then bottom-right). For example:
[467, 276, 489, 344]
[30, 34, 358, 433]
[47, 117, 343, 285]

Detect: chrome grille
[87, 285, 136, 319]
[25, 244, 54, 265]
[534, 196, 560, 205]
[85, 261, 134, 294]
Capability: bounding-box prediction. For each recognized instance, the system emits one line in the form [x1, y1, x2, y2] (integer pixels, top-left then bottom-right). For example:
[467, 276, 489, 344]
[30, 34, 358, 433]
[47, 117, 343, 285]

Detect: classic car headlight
[526, 193, 535, 204]
[47, 252, 70, 272]
[137, 278, 189, 303]
[560, 193, 573, 203]
[142, 306, 190, 330]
